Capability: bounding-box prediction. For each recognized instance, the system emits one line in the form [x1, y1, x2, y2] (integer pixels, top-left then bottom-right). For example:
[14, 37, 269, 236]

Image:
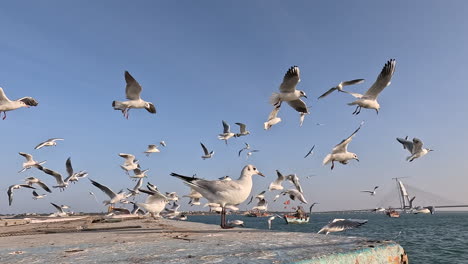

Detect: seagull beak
[303, 95, 308, 99]
[257, 172, 265, 177]
[356, 159, 360, 162]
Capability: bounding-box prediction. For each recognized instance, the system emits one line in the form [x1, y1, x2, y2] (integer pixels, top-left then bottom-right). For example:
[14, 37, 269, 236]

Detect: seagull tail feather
[322, 154, 332, 165]
[112, 100, 124, 110]
[170, 172, 199, 183]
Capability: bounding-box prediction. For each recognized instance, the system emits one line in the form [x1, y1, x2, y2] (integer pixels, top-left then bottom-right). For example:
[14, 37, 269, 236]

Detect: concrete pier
[0, 216, 408, 263]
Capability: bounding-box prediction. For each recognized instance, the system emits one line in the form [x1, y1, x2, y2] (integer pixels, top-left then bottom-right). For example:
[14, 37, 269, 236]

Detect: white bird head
[243, 165, 264, 177]
[299, 90, 307, 98]
[352, 153, 359, 162]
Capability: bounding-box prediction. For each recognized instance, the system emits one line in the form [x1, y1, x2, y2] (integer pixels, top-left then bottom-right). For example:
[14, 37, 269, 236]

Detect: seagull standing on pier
[171, 164, 264, 229]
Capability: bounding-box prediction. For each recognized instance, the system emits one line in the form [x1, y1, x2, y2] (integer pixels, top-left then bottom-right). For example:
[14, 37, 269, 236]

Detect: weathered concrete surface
[0, 217, 407, 264]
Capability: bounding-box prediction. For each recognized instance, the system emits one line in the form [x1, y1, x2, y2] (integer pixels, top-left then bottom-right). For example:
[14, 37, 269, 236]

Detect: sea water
[187, 211, 468, 264]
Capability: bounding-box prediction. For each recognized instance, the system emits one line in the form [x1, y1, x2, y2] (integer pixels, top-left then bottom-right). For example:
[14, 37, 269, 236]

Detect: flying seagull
[8, 184, 35, 206]
[32, 190, 46, 200]
[218, 120, 236, 144]
[130, 168, 149, 180]
[345, 59, 396, 115]
[252, 198, 268, 211]
[159, 141, 166, 147]
[35, 164, 69, 191]
[119, 153, 140, 174]
[170, 164, 264, 229]
[323, 121, 363, 170]
[317, 219, 368, 235]
[318, 79, 365, 99]
[18, 152, 46, 173]
[234, 123, 250, 137]
[396, 137, 433, 162]
[0, 87, 38, 120]
[227, 219, 245, 228]
[112, 71, 156, 119]
[304, 145, 315, 158]
[246, 150, 260, 159]
[89, 179, 128, 205]
[361, 186, 379, 196]
[144, 145, 160, 156]
[269, 170, 286, 191]
[238, 142, 250, 157]
[183, 188, 203, 206]
[264, 105, 282, 130]
[200, 142, 214, 160]
[50, 202, 68, 217]
[281, 189, 308, 204]
[34, 138, 64, 150]
[65, 157, 88, 184]
[270, 66, 308, 109]
[24, 177, 52, 193]
[136, 188, 169, 218]
[286, 174, 303, 193]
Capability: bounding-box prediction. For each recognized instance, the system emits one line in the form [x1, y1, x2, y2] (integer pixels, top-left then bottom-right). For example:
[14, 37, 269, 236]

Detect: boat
[282, 203, 317, 224]
[385, 209, 400, 218]
[245, 211, 271, 217]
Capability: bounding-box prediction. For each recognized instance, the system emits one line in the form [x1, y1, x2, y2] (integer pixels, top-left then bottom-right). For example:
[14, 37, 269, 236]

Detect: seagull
[144, 145, 160, 156]
[18, 152, 46, 173]
[35, 164, 69, 191]
[318, 79, 365, 99]
[246, 150, 260, 159]
[269, 170, 286, 191]
[165, 192, 179, 201]
[234, 123, 250, 137]
[164, 201, 181, 218]
[267, 214, 283, 230]
[304, 145, 315, 158]
[247, 190, 267, 205]
[159, 141, 166, 147]
[286, 174, 303, 193]
[50, 202, 68, 217]
[0, 87, 38, 120]
[112, 71, 156, 119]
[396, 137, 433, 162]
[317, 219, 368, 235]
[270, 66, 308, 113]
[89, 191, 99, 203]
[361, 186, 379, 196]
[345, 59, 396, 115]
[89, 179, 128, 205]
[32, 190, 46, 200]
[119, 153, 140, 174]
[183, 188, 203, 206]
[252, 198, 268, 211]
[273, 194, 281, 202]
[218, 120, 236, 144]
[170, 164, 264, 229]
[238, 143, 251, 157]
[281, 189, 308, 204]
[200, 142, 214, 160]
[226, 219, 245, 228]
[34, 138, 64, 150]
[8, 184, 35, 206]
[264, 105, 282, 130]
[65, 157, 88, 184]
[24, 177, 52, 193]
[130, 168, 149, 180]
[136, 188, 169, 218]
[309, 202, 319, 214]
[323, 121, 363, 170]
[127, 178, 144, 197]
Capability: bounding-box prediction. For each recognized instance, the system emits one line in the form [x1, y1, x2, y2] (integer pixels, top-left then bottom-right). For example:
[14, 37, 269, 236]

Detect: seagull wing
[7, 185, 14, 206]
[342, 79, 365, 86]
[287, 174, 303, 193]
[412, 138, 424, 154]
[267, 105, 281, 120]
[49, 138, 64, 142]
[32, 190, 39, 197]
[364, 59, 396, 99]
[19, 152, 33, 162]
[222, 120, 230, 133]
[124, 71, 142, 100]
[18, 97, 38, 106]
[50, 202, 64, 213]
[37, 180, 52, 193]
[329, 219, 368, 231]
[286, 99, 308, 113]
[200, 142, 209, 155]
[279, 66, 300, 93]
[37, 166, 65, 185]
[332, 122, 363, 153]
[0, 88, 11, 102]
[304, 145, 315, 158]
[317, 88, 338, 99]
[396, 138, 414, 154]
[65, 157, 73, 177]
[89, 179, 117, 199]
[235, 123, 247, 133]
[119, 153, 135, 164]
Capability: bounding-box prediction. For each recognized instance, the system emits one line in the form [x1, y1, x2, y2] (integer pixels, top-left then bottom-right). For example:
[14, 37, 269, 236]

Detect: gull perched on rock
[90, 179, 128, 205]
[345, 59, 396, 115]
[234, 123, 250, 137]
[218, 120, 236, 144]
[264, 105, 282, 130]
[171, 164, 264, 229]
[24, 177, 52, 193]
[32, 190, 46, 200]
[323, 122, 363, 170]
[144, 145, 160, 156]
[318, 79, 365, 99]
[112, 71, 156, 119]
[0, 87, 38, 120]
[200, 142, 214, 160]
[361, 186, 379, 196]
[317, 219, 368, 235]
[119, 153, 140, 175]
[34, 138, 64, 150]
[396, 137, 433, 162]
[18, 152, 46, 173]
[8, 184, 35, 206]
[281, 189, 308, 204]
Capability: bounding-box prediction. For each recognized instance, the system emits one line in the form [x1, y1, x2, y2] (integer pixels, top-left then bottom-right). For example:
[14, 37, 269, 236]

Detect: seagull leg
[2, 111, 6, 120]
[352, 106, 358, 115]
[331, 160, 335, 170]
[356, 106, 361, 115]
[220, 207, 225, 228]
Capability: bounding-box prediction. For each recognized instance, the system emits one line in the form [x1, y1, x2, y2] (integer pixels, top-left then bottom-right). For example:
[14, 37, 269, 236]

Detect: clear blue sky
[2, 1, 467, 214]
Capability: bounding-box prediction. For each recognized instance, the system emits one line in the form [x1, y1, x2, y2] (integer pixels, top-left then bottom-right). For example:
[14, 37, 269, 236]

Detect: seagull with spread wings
[234, 123, 250, 137]
[264, 105, 282, 130]
[318, 79, 365, 99]
[89, 179, 128, 206]
[318, 219, 368, 235]
[218, 120, 236, 144]
[200, 142, 214, 160]
[396, 137, 433, 162]
[8, 184, 35, 206]
[119, 153, 140, 174]
[0, 87, 38, 120]
[18, 152, 46, 173]
[144, 145, 160, 156]
[323, 122, 363, 170]
[304, 145, 315, 158]
[34, 138, 64, 150]
[112, 71, 156, 119]
[24, 177, 52, 193]
[345, 59, 396, 115]
[361, 186, 379, 196]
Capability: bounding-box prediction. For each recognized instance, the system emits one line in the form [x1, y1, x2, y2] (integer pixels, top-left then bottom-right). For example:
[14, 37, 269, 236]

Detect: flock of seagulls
[3, 59, 434, 236]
